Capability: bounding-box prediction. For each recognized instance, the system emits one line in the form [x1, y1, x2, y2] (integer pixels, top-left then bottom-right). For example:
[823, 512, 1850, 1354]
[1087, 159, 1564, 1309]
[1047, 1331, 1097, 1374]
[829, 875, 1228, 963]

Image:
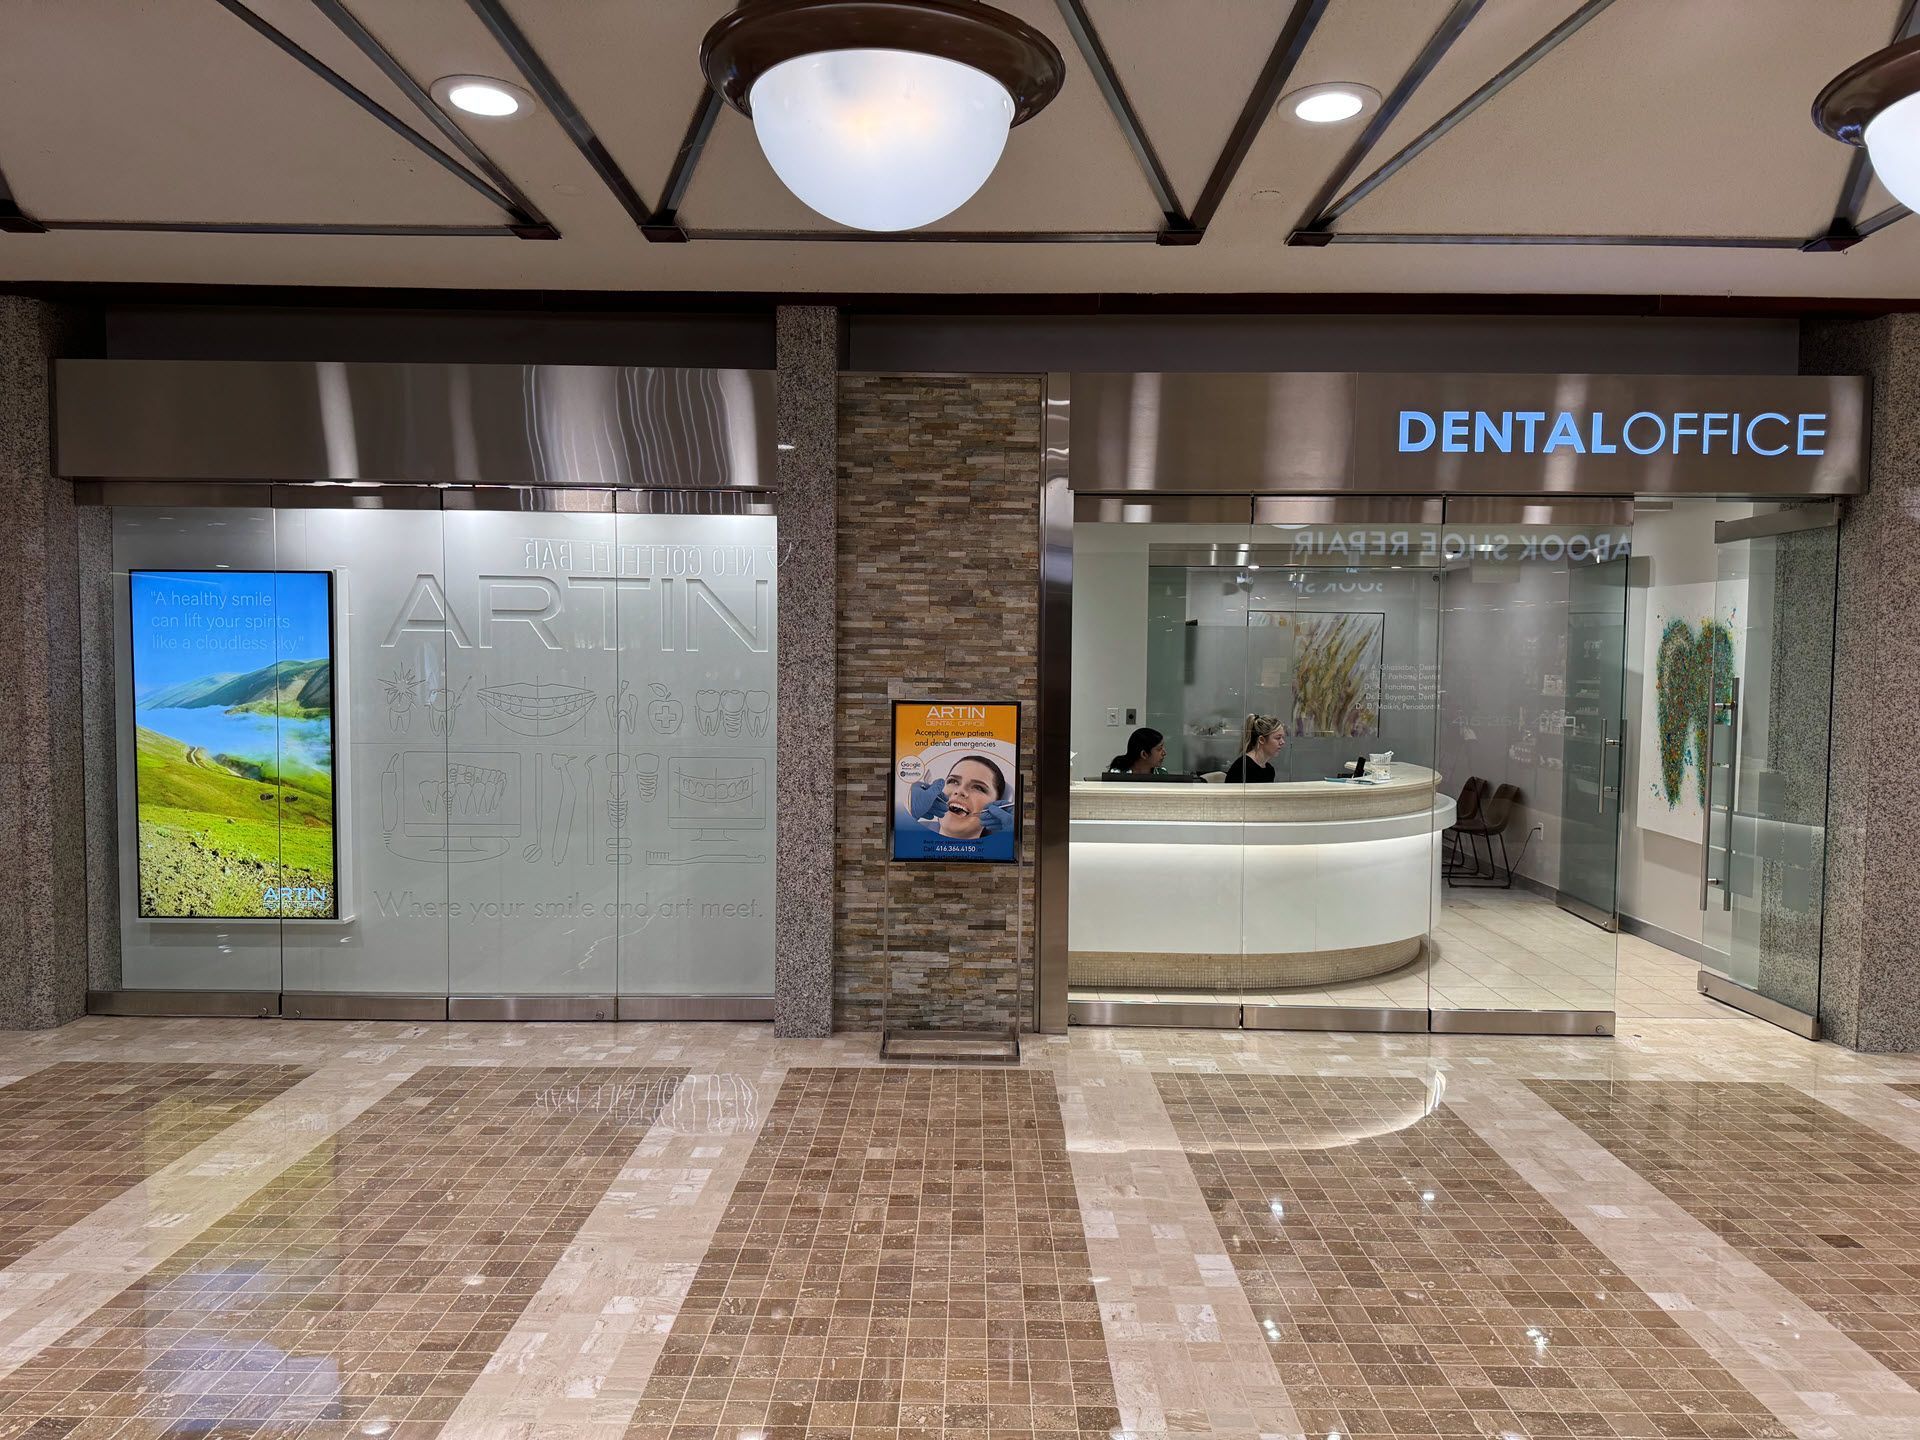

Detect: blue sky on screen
[130, 570, 331, 694]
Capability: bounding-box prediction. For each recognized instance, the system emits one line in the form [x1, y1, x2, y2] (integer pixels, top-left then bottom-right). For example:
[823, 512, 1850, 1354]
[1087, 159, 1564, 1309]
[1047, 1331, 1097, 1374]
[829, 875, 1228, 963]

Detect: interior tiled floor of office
[0, 1013, 1917, 1439]
[1071, 888, 1723, 1018]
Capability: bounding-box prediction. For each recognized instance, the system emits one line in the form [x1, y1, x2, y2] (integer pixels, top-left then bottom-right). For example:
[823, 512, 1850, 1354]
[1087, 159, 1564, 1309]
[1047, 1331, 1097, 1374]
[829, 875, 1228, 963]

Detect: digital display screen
[129, 570, 337, 919]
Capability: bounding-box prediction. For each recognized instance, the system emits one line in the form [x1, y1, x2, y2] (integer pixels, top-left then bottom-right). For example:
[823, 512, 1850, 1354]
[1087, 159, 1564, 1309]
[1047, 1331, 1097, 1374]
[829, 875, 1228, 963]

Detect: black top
[1223, 755, 1275, 784]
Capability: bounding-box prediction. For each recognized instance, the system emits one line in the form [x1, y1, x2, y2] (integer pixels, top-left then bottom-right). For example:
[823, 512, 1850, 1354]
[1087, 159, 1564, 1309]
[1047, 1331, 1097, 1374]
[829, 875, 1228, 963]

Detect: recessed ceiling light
[1284, 82, 1379, 125]
[430, 74, 534, 119]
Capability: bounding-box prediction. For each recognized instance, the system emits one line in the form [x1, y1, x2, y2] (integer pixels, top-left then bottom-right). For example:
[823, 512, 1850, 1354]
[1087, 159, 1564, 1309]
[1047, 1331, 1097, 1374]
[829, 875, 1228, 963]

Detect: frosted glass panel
[616, 513, 778, 997]
[277, 508, 450, 996]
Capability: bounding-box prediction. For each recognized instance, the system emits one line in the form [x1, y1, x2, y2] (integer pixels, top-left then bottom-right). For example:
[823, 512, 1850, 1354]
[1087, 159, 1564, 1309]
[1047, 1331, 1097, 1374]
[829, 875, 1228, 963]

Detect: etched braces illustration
[479, 680, 597, 737]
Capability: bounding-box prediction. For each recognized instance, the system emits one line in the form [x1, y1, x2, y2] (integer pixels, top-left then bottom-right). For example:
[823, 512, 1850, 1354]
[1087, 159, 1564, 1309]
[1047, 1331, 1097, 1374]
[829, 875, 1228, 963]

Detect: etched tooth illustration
[695, 689, 721, 735]
[745, 689, 770, 738]
[633, 753, 660, 801]
[478, 682, 597, 736]
[720, 690, 746, 737]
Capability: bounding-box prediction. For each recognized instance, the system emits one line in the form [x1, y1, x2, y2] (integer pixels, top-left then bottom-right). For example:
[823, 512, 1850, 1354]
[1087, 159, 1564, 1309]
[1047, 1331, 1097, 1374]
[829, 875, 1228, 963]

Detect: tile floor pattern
[0, 1066, 684, 1440]
[0, 1063, 309, 1268]
[627, 1069, 1120, 1440]
[0, 1019, 1916, 1439]
[1534, 1080, 1920, 1393]
[1155, 1073, 1790, 1440]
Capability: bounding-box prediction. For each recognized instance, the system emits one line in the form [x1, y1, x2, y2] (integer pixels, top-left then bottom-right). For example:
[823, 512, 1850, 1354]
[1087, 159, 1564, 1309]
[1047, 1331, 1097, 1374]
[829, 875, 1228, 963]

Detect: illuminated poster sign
[129, 570, 338, 919]
[890, 700, 1021, 864]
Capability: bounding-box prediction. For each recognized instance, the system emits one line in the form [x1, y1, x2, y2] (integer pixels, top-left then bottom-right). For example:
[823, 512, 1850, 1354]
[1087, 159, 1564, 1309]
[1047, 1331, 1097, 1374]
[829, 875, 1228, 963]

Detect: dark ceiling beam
[39, 220, 521, 237]
[643, 92, 723, 243]
[1186, 0, 1335, 236]
[1314, 0, 1620, 229]
[1051, 0, 1192, 240]
[0, 159, 47, 234]
[307, 0, 557, 239]
[1288, 0, 1484, 246]
[209, 0, 527, 221]
[1320, 231, 1806, 249]
[685, 228, 1161, 243]
[464, 0, 656, 230]
[1804, 0, 1920, 252]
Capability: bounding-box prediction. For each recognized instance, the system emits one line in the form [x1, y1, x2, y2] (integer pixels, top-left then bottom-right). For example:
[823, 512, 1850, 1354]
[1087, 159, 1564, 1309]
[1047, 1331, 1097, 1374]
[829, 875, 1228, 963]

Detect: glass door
[1558, 555, 1630, 928]
[1432, 499, 1628, 1033]
[1699, 504, 1839, 1037]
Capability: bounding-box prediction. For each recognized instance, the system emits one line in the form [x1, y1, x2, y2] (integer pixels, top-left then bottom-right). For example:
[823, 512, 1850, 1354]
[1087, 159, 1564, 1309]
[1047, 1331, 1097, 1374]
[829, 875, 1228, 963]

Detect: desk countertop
[1070, 764, 1441, 822]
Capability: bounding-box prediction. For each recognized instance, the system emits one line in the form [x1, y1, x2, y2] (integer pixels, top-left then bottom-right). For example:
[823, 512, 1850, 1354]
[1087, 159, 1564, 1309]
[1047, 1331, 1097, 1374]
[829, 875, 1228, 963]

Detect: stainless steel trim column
[1036, 373, 1073, 1034]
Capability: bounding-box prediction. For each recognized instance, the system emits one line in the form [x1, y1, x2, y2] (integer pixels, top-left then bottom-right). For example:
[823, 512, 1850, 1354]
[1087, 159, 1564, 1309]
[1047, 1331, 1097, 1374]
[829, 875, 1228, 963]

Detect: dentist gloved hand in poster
[890, 701, 1020, 863]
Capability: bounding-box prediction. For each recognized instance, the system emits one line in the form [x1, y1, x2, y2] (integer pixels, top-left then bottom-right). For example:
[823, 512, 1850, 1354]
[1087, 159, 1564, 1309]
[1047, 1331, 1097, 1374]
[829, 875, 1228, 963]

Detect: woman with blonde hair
[1224, 714, 1286, 783]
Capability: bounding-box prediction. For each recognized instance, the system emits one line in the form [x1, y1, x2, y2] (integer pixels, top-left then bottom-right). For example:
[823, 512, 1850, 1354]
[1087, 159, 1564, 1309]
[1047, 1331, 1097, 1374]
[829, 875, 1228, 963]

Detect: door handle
[1718, 678, 1741, 912]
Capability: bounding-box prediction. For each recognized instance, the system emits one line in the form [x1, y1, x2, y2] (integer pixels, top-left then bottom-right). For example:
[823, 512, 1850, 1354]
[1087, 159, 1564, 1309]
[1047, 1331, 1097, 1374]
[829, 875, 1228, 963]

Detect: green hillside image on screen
[130, 570, 337, 919]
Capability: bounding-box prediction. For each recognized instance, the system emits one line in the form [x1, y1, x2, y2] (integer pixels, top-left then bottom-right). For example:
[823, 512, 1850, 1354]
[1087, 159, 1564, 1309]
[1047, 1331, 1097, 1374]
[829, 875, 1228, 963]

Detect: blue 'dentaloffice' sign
[1397, 408, 1831, 459]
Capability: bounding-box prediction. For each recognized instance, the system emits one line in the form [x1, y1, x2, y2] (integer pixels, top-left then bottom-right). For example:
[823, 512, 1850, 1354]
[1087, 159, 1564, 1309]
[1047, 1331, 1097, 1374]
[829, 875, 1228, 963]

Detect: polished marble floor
[1072, 888, 1723, 1020]
[0, 1014, 1917, 1440]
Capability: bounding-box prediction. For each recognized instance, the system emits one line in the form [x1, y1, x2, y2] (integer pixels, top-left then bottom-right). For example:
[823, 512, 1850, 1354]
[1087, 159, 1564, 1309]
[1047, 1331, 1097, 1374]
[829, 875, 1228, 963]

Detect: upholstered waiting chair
[1447, 782, 1521, 888]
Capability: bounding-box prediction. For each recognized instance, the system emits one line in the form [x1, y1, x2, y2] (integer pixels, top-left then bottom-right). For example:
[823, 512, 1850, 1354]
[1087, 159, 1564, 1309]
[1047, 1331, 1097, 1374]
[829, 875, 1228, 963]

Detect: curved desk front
[1068, 767, 1455, 991]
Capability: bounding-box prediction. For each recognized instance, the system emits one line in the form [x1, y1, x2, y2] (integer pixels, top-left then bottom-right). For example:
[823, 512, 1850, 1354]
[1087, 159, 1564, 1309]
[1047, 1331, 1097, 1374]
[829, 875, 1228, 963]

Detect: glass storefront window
[100, 499, 778, 1005]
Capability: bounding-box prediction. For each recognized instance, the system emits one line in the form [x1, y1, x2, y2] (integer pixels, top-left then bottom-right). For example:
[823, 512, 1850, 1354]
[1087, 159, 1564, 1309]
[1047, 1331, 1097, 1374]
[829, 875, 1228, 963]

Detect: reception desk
[1068, 766, 1455, 990]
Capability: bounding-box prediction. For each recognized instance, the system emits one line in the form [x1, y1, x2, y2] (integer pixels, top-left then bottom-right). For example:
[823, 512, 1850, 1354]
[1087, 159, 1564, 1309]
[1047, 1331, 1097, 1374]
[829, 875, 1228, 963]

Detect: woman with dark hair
[933, 753, 1008, 840]
[1108, 727, 1166, 776]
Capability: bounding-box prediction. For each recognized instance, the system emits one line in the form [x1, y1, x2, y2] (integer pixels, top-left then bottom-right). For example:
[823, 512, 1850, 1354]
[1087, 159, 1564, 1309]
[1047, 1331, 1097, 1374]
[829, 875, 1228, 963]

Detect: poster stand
[879, 698, 1023, 1064]
[878, 853, 1022, 1064]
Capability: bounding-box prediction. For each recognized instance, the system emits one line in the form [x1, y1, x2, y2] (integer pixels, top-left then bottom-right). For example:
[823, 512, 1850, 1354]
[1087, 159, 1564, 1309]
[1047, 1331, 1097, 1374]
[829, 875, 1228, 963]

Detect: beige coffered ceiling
[1, 0, 1916, 298]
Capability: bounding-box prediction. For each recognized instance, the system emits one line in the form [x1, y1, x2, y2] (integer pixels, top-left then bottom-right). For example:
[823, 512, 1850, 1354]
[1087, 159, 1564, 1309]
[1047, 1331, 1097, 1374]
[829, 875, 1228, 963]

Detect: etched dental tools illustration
[644, 851, 766, 866]
[522, 754, 543, 863]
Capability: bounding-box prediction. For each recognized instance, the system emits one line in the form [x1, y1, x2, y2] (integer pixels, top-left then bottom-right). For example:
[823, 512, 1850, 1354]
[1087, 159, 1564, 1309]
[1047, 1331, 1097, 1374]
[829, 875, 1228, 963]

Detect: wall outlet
[1106, 707, 1119, 726]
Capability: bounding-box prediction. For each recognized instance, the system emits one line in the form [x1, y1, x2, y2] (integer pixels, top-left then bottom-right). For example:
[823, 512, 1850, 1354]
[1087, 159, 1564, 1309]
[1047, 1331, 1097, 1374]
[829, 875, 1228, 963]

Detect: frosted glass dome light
[700, 0, 1064, 235]
[750, 49, 1014, 231]
[1815, 37, 1920, 229]
[1866, 90, 1920, 211]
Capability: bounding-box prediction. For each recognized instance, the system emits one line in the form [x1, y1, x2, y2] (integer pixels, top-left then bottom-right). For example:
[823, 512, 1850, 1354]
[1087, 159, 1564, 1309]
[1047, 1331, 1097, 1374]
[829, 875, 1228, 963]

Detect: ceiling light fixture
[1815, 38, 1920, 211]
[430, 75, 533, 119]
[1284, 82, 1379, 125]
[700, 0, 1065, 232]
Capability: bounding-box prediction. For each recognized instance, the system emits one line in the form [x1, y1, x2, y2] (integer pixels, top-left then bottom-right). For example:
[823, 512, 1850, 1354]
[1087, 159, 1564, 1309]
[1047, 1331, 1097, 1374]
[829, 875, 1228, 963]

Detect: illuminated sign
[1397, 409, 1829, 458]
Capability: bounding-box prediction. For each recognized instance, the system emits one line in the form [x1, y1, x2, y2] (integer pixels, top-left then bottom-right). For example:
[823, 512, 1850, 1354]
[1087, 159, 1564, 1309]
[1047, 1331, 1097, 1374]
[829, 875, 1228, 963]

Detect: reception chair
[1447, 782, 1520, 888]
[1443, 776, 1486, 876]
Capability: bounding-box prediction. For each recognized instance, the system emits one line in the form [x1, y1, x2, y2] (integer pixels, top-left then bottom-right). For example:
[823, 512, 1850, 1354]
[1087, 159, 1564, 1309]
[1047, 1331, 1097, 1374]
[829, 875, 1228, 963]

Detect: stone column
[772, 306, 841, 1036]
[1803, 314, 1920, 1050]
[0, 296, 88, 1029]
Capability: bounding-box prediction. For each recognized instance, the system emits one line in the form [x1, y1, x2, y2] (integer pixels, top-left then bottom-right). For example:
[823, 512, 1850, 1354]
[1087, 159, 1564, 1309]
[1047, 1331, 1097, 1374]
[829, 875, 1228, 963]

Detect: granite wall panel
[1804, 315, 1920, 1051]
[0, 296, 88, 1029]
[774, 307, 841, 1037]
[834, 374, 1042, 1032]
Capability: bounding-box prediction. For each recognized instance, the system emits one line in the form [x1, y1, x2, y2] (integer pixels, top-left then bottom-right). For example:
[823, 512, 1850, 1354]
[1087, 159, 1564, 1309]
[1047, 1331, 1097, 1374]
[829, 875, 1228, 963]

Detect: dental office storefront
[43, 344, 1873, 1042]
[1038, 370, 1867, 1040]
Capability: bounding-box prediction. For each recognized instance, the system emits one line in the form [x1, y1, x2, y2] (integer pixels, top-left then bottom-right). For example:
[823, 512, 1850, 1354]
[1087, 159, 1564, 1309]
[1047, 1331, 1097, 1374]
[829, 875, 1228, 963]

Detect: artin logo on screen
[925, 704, 989, 721]
[262, 885, 332, 913]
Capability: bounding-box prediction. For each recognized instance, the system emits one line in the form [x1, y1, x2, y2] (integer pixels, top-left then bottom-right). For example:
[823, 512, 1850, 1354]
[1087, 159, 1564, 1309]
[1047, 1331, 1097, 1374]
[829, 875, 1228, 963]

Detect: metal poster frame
[880, 698, 1025, 1062]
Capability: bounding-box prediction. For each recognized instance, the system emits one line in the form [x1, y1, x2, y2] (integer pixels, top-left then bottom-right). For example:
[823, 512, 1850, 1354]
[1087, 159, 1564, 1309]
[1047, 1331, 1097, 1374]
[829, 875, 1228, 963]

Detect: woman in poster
[896, 750, 1017, 861]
